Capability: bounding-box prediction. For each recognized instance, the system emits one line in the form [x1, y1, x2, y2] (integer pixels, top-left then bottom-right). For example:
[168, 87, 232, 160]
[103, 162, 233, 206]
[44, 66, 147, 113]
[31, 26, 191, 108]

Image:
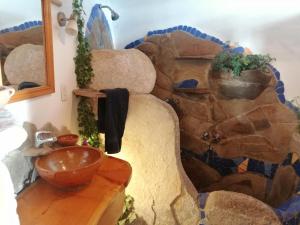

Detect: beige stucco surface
[203, 191, 282, 225]
[91, 49, 156, 94]
[116, 94, 200, 225]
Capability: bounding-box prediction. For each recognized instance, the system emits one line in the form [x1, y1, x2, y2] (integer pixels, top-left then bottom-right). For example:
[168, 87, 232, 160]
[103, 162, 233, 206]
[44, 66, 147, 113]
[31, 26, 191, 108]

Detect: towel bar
[73, 89, 107, 98]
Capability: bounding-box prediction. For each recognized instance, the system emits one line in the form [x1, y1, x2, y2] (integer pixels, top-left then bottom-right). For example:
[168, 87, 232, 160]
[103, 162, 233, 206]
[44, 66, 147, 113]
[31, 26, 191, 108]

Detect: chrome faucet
[34, 131, 57, 148]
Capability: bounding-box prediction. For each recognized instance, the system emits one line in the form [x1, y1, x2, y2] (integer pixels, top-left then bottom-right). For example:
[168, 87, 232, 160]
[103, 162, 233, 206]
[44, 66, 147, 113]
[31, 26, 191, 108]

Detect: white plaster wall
[107, 0, 300, 99]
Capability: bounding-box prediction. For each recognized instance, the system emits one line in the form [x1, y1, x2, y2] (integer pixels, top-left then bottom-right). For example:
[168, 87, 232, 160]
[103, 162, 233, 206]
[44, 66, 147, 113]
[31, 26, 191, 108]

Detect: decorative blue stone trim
[285, 100, 300, 115]
[124, 25, 229, 50]
[125, 25, 288, 106]
[0, 20, 43, 35]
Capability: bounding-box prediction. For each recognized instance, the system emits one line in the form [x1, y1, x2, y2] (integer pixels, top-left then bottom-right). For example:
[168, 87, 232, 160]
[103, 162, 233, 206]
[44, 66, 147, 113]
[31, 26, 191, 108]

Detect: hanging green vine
[73, 0, 100, 147]
[77, 98, 100, 147]
[72, 0, 94, 88]
[72, 2, 137, 224]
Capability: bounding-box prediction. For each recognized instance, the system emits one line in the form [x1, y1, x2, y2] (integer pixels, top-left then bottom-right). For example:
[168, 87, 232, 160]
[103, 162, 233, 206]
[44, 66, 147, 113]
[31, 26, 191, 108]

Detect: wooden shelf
[73, 89, 106, 98]
[174, 87, 211, 94]
[175, 55, 215, 60]
[17, 156, 132, 225]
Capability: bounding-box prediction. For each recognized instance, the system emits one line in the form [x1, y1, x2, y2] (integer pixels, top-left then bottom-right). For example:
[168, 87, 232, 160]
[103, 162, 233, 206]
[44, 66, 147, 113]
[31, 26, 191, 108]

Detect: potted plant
[212, 51, 275, 99]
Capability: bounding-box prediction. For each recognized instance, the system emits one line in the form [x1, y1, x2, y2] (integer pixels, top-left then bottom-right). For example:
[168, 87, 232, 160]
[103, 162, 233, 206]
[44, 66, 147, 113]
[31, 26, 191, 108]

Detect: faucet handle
[35, 130, 52, 138]
[35, 130, 57, 148]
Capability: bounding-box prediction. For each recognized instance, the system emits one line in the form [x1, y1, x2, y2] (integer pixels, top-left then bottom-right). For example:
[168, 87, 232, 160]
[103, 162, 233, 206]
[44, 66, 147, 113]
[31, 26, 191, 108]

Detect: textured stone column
[116, 94, 200, 225]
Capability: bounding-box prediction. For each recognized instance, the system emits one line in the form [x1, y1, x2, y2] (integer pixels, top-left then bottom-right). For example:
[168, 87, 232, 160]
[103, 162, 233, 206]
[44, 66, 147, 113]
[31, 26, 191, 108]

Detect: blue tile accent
[248, 159, 265, 174]
[274, 71, 281, 80]
[276, 80, 284, 88]
[0, 20, 43, 34]
[293, 161, 300, 176]
[269, 64, 281, 80]
[288, 101, 299, 112]
[278, 94, 286, 104]
[264, 163, 272, 177]
[276, 86, 285, 94]
[190, 28, 196, 34]
[231, 47, 245, 54]
[232, 157, 245, 166]
[200, 33, 207, 39]
[276, 196, 300, 224]
[134, 40, 142, 46]
[183, 25, 188, 31]
[195, 30, 202, 37]
[124, 42, 135, 49]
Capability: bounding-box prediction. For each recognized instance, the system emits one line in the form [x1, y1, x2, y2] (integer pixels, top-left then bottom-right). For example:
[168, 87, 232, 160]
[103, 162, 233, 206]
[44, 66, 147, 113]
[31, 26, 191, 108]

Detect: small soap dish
[57, 134, 79, 146]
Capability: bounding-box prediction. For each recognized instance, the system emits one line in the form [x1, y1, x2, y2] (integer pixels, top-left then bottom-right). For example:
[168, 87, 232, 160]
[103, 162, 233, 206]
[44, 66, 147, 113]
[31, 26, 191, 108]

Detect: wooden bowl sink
[35, 146, 104, 189]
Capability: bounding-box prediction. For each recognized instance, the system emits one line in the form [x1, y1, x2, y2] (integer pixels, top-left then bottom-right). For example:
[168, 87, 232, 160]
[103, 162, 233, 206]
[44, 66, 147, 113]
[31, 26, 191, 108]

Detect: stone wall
[129, 28, 300, 210]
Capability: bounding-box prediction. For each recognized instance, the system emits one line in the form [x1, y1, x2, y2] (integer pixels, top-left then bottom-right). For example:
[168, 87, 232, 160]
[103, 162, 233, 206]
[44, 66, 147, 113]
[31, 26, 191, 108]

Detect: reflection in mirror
[0, 0, 45, 90]
[0, 0, 54, 103]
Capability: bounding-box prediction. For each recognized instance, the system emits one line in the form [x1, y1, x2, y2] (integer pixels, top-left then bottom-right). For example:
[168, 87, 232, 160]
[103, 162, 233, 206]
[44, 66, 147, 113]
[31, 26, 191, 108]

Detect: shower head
[100, 5, 119, 21]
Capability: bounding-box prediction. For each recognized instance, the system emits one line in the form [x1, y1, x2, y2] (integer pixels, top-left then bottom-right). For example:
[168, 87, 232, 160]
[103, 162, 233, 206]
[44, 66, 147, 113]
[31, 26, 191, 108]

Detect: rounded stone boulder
[4, 44, 46, 86]
[90, 49, 156, 93]
[203, 191, 281, 225]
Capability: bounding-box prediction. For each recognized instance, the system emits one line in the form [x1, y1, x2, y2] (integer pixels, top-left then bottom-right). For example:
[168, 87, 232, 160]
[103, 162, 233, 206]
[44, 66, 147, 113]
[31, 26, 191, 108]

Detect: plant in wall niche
[73, 0, 100, 147]
[213, 50, 275, 77]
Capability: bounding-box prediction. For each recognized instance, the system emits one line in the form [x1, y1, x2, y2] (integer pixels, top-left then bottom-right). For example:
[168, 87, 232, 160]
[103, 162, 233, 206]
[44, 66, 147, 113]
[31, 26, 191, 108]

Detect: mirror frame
[8, 0, 55, 103]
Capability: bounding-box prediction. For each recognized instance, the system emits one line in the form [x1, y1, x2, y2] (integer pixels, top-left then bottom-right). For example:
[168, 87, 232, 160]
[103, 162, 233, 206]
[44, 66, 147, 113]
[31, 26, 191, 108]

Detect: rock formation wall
[129, 29, 300, 209]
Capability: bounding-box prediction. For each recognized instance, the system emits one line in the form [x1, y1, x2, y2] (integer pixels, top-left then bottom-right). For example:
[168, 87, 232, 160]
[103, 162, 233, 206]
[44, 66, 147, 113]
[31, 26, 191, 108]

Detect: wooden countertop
[17, 156, 132, 225]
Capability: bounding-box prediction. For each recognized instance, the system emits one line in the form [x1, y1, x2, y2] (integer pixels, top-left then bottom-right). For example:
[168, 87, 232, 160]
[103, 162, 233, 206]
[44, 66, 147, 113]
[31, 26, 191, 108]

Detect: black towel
[98, 88, 129, 154]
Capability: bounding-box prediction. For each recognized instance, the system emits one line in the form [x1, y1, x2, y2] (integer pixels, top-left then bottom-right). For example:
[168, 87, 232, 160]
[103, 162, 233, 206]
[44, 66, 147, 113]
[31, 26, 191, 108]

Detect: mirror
[0, 0, 54, 103]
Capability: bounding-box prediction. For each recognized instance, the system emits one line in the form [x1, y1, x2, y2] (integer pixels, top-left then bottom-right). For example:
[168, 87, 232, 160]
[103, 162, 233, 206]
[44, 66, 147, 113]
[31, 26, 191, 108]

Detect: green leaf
[212, 50, 275, 77]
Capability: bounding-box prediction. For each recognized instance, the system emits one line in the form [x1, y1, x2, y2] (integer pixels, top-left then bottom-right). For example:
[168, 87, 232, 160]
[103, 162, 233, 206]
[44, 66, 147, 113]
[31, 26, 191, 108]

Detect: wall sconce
[100, 5, 119, 21]
[57, 12, 78, 36]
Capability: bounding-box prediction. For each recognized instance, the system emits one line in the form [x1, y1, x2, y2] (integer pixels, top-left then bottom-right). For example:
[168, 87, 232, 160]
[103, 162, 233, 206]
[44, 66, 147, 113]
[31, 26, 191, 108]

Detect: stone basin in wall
[217, 69, 273, 100]
[218, 79, 266, 100]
